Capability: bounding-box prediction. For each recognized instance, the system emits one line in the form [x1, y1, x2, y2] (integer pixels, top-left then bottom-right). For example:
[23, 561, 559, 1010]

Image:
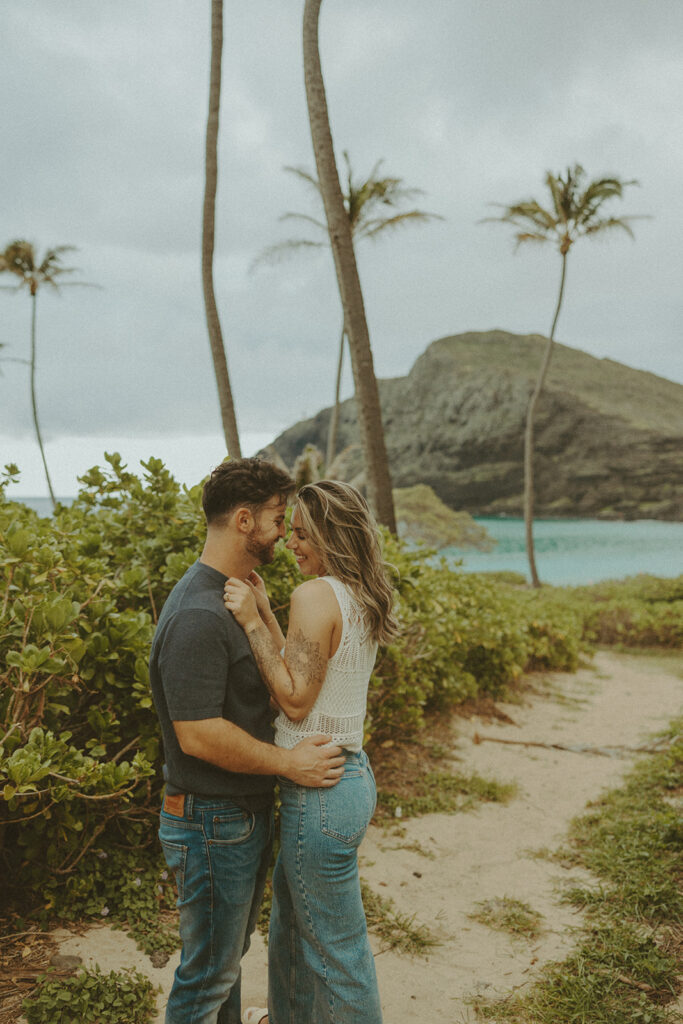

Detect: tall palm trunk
[202, 0, 241, 458]
[325, 318, 345, 470]
[524, 251, 568, 587]
[29, 287, 56, 508]
[302, 0, 396, 532]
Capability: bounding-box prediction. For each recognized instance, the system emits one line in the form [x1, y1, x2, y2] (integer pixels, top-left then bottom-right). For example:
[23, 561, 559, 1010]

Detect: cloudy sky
[2, 1, 682, 496]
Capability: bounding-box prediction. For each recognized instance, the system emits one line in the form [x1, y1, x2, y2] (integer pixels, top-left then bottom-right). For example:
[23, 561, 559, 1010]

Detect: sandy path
[37, 650, 682, 1022]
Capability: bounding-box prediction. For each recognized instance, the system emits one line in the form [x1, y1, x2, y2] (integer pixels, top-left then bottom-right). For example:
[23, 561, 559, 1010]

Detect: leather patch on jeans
[163, 793, 185, 817]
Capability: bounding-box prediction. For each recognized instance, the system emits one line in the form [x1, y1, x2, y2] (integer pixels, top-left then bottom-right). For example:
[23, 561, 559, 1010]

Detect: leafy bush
[0, 457, 201, 923]
[22, 965, 157, 1024]
[551, 575, 683, 649]
[1, 456, 676, 931]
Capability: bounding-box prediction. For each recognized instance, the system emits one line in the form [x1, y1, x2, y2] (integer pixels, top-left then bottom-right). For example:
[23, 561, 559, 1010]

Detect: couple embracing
[150, 457, 398, 1024]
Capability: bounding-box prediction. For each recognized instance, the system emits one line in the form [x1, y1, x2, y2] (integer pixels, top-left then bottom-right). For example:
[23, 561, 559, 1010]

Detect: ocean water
[446, 517, 683, 586]
[12, 499, 683, 587]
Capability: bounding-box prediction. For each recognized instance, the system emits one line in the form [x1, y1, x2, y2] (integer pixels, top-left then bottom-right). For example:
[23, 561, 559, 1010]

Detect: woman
[224, 480, 398, 1024]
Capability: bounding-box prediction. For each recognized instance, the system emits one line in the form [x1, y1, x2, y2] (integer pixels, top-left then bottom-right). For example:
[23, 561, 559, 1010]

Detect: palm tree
[302, 0, 396, 532]
[255, 155, 441, 467]
[0, 240, 93, 509]
[483, 165, 643, 586]
[202, 0, 241, 458]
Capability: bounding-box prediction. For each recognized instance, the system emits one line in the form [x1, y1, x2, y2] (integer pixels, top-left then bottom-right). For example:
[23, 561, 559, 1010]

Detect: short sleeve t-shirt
[149, 560, 275, 807]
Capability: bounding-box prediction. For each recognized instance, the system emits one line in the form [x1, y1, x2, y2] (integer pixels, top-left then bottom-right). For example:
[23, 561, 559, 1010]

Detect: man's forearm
[172, 717, 345, 788]
[174, 717, 289, 776]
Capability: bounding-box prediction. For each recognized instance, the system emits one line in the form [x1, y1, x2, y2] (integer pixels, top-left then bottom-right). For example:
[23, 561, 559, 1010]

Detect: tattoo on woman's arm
[286, 628, 326, 690]
[247, 624, 325, 698]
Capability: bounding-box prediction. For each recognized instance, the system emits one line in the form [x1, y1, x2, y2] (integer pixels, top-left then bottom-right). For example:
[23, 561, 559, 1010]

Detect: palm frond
[38, 247, 78, 277]
[283, 165, 321, 195]
[1, 240, 87, 291]
[249, 238, 326, 272]
[583, 216, 638, 240]
[1, 240, 36, 278]
[514, 231, 552, 249]
[257, 153, 440, 269]
[47, 280, 101, 292]
[358, 210, 444, 240]
[545, 171, 565, 220]
[484, 201, 557, 237]
[279, 211, 327, 234]
[484, 166, 642, 255]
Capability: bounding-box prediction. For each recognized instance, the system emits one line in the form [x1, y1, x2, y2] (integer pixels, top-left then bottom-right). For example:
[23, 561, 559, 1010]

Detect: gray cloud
[1, 0, 682, 448]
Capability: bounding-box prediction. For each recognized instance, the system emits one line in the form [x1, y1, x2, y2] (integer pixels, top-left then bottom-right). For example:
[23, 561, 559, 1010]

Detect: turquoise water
[446, 518, 683, 585]
[12, 499, 683, 587]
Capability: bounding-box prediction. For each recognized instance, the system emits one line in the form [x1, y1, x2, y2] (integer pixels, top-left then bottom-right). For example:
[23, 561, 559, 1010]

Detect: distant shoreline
[9, 495, 683, 526]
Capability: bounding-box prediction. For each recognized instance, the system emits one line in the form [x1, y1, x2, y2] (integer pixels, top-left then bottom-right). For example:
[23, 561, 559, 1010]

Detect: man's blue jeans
[268, 750, 383, 1024]
[159, 794, 273, 1024]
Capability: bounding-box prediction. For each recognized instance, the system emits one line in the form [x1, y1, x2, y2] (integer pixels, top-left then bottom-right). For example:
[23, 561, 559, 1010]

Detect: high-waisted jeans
[268, 749, 383, 1024]
[159, 795, 273, 1024]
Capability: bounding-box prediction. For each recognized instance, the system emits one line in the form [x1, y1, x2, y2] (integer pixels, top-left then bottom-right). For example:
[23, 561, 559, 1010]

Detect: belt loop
[186, 793, 194, 818]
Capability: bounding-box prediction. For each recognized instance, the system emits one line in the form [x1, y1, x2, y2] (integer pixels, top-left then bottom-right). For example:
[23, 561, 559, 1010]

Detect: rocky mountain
[264, 331, 683, 520]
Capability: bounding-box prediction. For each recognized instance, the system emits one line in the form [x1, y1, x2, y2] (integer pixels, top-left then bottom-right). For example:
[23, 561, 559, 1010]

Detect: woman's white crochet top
[274, 576, 378, 753]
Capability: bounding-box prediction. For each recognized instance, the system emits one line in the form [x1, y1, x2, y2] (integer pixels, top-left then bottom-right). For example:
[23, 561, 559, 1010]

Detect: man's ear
[234, 506, 255, 534]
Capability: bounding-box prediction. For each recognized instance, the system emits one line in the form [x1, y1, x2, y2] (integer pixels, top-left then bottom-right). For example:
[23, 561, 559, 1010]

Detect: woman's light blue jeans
[268, 750, 383, 1024]
[159, 795, 273, 1024]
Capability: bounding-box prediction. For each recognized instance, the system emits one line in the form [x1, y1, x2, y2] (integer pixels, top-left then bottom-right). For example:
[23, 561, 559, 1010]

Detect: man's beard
[246, 528, 276, 565]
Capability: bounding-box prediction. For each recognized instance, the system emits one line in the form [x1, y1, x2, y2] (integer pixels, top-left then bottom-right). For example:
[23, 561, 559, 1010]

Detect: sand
[25, 650, 682, 1022]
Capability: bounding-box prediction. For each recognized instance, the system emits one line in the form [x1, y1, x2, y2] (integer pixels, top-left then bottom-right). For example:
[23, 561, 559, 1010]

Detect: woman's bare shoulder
[292, 577, 338, 603]
[291, 578, 342, 620]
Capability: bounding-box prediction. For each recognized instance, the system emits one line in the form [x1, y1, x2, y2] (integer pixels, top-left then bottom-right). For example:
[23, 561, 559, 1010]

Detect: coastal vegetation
[482, 166, 644, 586]
[1, 456, 680, 940]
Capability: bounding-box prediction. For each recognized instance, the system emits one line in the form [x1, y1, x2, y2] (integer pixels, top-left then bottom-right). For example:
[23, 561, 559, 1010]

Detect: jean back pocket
[319, 770, 375, 844]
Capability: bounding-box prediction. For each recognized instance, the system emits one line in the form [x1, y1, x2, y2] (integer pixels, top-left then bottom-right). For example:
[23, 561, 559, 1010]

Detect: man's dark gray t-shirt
[150, 560, 275, 808]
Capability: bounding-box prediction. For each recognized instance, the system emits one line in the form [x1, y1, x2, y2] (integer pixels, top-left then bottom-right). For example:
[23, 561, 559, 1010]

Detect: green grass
[377, 769, 517, 819]
[360, 881, 440, 956]
[473, 923, 679, 1024]
[474, 717, 683, 1023]
[469, 896, 543, 939]
[565, 726, 683, 923]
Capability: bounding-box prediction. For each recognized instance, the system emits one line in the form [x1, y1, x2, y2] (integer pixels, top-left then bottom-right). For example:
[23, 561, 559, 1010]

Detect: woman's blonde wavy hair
[295, 480, 399, 645]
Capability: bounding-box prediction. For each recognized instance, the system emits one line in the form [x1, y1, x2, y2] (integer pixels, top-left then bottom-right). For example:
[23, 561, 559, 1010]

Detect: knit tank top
[273, 576, 378, 753]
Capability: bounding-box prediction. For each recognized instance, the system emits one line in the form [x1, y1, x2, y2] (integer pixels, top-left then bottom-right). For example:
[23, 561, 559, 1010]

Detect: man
[150, 458, 345, 1024]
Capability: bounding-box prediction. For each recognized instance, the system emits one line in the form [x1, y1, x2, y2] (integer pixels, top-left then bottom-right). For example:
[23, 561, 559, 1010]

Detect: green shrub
[557, 575, 683, 649]
[1, 456, 676, 932]
[0, 456, 202, 921]
[22, 965, 157, 1024]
